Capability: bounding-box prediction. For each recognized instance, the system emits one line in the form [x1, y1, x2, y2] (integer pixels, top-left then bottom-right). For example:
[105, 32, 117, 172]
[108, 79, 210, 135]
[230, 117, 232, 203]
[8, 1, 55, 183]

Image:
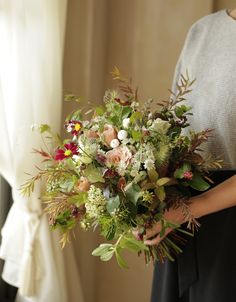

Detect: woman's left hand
[139, 206, 187, 246]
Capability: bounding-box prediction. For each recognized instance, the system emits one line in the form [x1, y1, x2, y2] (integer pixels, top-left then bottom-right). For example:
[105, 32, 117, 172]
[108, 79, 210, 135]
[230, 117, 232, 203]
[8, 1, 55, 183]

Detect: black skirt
[151, 170, 236, 302]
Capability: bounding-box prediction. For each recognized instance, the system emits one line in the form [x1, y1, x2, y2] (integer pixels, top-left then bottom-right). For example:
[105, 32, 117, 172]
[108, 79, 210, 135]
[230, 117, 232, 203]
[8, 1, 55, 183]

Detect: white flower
[118, 130, 128, 140]
[117, 160, 127, 176]
[122, 118, 130, 129]
[72, 155, 80, 162]
[110, 138, 120, 148]
[83, 120, 90, 127]
[149, 118, 171, 135]
[85, 185, 107, 219]
[144, 158, 155, 171]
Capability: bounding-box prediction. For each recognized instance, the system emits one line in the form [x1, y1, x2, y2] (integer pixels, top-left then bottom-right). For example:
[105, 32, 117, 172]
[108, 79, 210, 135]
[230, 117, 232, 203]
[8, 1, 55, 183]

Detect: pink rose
[102, 125, 117, 146]
[106, 146, 132, 167]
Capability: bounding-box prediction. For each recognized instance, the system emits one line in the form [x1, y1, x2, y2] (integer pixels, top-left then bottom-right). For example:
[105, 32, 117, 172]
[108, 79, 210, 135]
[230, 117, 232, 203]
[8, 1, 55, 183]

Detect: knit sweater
[172, 9, 236, 169]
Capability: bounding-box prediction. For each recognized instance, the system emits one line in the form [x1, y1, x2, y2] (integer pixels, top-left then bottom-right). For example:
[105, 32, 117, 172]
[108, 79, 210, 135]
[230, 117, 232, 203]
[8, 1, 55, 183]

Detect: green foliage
[174, 162, 191, 179]
[68, 192, 88, 206]
[25, 68, 218, 267]
[174, 105, 192, 118]
[155, 186, 166, 202]
[131, 130, 142, 141]
[124, 183, 141, 205]
[83, 165, 105, 183]
[64, 94, 81, 103]
[147, 169, 159, 182]
[106, 195, 120, 214]
[66, 109, 82, 121]
[121, 106, 132, 118]
[59, 175, 78, 192]
[188, 172, 210, 191]
[119, 235, 148, 252]
[54, 210, 76, 231]
[115, 248, 129, 269]
[39, 124, 50, 133]
[130, 111, 142, 124]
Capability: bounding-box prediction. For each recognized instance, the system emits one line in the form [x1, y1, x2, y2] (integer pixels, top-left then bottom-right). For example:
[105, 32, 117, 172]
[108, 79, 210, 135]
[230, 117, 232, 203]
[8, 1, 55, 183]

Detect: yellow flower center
[64, 150, 72, 157]
[75, 123, 81, 131]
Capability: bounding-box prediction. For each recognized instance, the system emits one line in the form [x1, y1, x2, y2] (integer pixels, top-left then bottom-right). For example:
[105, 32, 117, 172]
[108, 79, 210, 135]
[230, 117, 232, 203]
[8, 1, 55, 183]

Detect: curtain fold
[0, 176, 17, 302]
[0, 1, 84, 301]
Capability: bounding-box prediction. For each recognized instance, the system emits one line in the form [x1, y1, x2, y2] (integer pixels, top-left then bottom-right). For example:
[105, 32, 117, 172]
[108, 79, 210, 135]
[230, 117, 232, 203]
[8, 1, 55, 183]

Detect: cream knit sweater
[172, 9, 236, 169]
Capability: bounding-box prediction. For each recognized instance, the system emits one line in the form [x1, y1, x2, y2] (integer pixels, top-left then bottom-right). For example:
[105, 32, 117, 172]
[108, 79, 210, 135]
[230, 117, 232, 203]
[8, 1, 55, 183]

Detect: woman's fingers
[143, 223, 162, 240]
[144, 227, 172, 246]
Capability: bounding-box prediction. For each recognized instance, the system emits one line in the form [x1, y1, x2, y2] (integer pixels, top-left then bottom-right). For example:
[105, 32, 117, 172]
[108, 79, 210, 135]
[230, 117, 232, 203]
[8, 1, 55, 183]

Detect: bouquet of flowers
[21, 68, 221, 268]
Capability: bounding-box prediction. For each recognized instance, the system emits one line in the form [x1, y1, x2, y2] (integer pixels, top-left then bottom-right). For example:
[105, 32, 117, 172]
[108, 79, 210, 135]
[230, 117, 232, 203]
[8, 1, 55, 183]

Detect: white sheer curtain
[0, 1, 84, 301]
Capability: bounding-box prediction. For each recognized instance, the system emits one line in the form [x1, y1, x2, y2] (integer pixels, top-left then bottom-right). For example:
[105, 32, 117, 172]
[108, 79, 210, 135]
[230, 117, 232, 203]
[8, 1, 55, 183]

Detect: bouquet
[21, 67, 221, 268]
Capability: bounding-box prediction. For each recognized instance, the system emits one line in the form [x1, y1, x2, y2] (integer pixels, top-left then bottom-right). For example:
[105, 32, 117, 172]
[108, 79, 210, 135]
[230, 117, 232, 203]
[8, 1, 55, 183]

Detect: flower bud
[117, 130, 128, 140]
[122, 118, 130, 129]
[110, 138, 120, 148]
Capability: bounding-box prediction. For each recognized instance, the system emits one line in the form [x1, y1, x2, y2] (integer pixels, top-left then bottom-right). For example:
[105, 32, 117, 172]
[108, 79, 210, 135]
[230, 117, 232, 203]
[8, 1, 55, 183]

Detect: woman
[147, 8, 236, 302]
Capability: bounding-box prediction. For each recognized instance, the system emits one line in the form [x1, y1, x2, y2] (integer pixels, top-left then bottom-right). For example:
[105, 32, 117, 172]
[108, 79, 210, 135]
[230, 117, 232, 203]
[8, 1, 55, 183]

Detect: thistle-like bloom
[65, 120, 83, 136]
[54, 142, 79, 161]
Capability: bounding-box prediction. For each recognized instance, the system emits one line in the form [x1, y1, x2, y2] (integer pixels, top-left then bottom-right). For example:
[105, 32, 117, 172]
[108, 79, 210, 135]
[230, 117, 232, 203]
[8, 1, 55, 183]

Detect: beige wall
[63, 1, 234, 301]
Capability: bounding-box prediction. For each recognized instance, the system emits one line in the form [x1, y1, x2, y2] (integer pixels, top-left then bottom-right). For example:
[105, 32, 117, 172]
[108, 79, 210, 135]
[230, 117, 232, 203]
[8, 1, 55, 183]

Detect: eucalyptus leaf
[60, 175, 77, 192]
[92, 243, 113, 256]
[115, 249, 129, 269]
[100, 249, 115, 261]
[120, 236, 148, 252]
[84, 165, 105, 183]
[106, 195, 120, 214]
[124, 183, 141, 205]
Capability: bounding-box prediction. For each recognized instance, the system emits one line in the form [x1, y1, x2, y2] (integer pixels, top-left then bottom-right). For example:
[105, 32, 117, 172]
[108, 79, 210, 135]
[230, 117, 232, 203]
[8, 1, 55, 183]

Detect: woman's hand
[133, 196, 201, 245]
[133, 174, 236, 246]
[143, 206, 187, 246]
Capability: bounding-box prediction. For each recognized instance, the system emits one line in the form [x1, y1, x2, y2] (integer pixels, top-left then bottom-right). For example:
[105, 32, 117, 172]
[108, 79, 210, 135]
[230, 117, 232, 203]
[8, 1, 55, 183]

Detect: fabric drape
[0, 1, 84, 301]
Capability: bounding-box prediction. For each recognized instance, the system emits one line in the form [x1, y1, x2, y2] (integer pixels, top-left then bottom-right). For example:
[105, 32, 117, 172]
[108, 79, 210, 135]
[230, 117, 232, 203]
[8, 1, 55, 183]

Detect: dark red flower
[96, 153, 107, 165]
[114, 98, 131, 106]
[103, 168, 118, 178]
[65, 120, 83, 136]
[54, 142, 79, 161]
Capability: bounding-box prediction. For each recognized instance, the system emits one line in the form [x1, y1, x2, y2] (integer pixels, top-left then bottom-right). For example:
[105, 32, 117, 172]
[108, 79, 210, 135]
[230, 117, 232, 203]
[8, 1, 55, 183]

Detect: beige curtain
[63, 1, 234, 301]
